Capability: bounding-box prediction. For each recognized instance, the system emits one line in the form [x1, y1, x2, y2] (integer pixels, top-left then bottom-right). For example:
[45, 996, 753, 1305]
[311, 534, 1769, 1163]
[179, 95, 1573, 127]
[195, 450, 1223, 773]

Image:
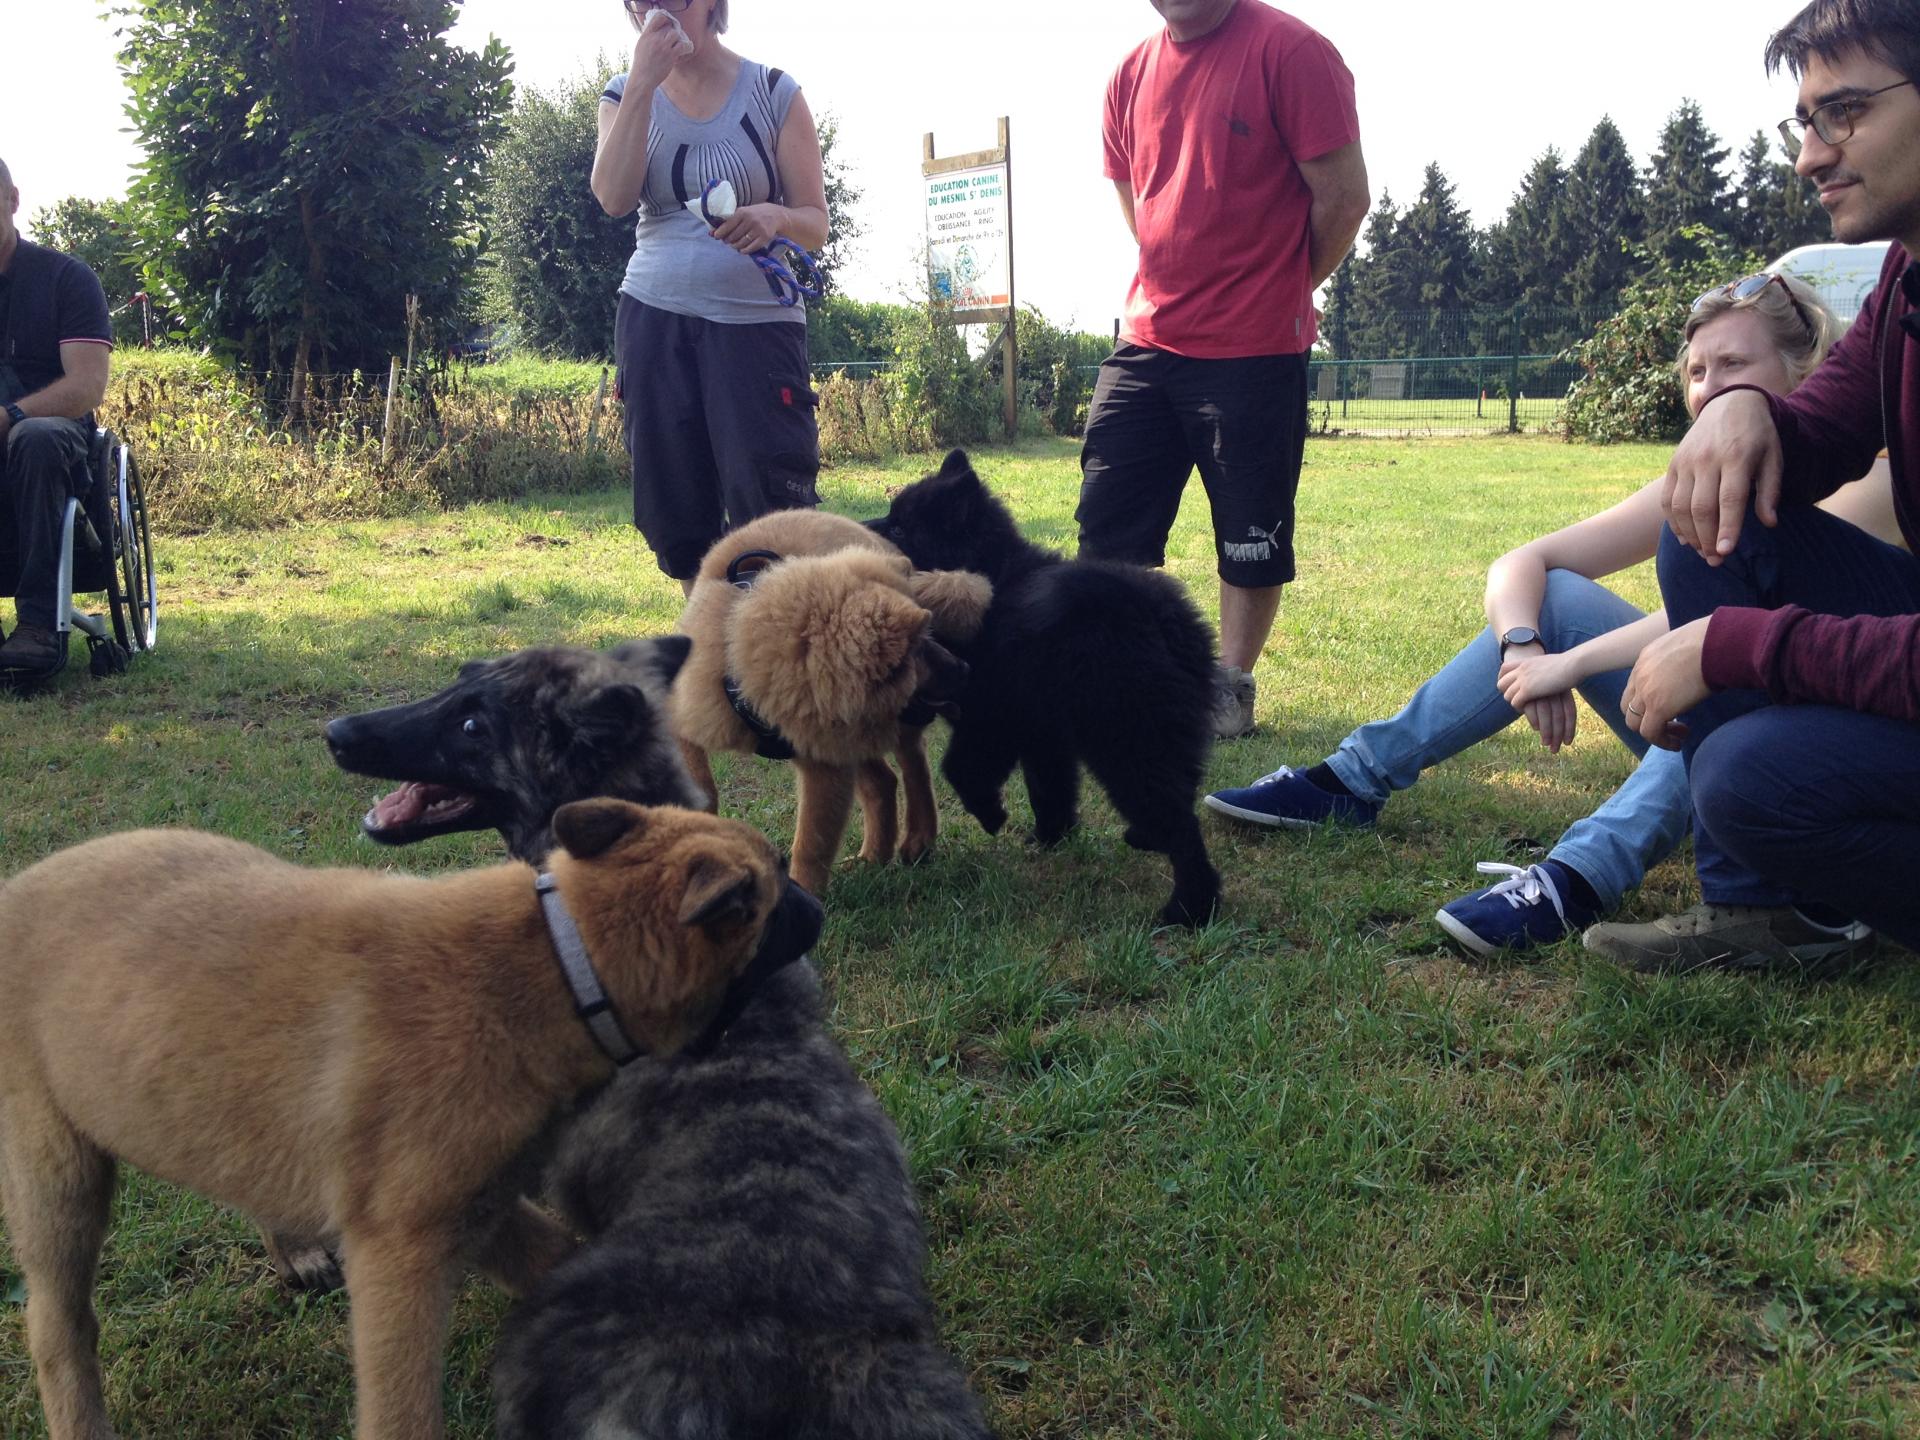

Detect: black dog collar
[722, 549, 800, 760]
[535, 871, 642, 1066]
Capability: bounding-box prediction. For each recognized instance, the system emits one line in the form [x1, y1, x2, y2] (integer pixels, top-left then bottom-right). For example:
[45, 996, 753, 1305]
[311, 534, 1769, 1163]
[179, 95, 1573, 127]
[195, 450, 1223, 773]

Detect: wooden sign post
[922, 117, 1016, 438]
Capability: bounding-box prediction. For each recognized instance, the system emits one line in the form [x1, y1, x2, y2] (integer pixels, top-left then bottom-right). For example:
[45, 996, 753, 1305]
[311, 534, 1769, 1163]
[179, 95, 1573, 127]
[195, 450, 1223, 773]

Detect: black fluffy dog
[867, 449, 1221, 926]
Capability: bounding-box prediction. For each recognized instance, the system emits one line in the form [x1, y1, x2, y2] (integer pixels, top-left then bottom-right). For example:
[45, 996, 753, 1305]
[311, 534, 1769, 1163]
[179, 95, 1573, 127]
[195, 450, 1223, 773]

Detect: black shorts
[615, 294, 820, 580]
[1075, 344, 1307, 588]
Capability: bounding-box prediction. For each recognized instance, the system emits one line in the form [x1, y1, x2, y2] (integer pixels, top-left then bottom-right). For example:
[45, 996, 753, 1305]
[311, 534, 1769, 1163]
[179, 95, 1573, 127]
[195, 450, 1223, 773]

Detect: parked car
[1768, 240, 1892, 324]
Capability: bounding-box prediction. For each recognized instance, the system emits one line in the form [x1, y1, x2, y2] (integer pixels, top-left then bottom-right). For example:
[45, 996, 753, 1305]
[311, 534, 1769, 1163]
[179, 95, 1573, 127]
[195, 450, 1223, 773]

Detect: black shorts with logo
[615, 294, 820, 580]
[1075, 344, 1308, 588]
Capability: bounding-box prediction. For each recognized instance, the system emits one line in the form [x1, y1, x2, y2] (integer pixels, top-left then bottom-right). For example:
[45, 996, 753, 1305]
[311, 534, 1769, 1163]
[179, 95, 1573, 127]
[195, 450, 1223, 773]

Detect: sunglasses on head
[1691, 272, 1816, 335]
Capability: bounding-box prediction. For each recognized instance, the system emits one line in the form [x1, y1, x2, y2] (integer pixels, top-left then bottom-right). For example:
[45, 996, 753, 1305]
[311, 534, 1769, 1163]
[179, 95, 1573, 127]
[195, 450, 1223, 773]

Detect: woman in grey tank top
[591, 0, 830, 586]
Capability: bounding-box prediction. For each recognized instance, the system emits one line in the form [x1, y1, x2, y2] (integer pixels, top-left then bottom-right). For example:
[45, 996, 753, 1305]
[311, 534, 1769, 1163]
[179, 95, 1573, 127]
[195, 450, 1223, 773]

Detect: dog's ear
[566, 682, 652, 759]
[678, 857, 760, 930]
[908, 569, 992, 643]
[553, 798, 648, 859]
[608, 633, 693, 687]
[939, 448, 974, 481]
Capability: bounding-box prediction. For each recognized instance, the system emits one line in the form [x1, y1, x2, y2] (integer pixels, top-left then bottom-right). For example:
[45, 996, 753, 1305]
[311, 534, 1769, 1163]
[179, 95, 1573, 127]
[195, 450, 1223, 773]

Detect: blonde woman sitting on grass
[1205, 271, 1902, 955]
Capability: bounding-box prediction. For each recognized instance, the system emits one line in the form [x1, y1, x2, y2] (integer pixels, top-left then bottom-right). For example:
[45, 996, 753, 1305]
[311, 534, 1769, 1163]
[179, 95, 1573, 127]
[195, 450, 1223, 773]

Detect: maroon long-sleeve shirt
[1699, 245, 1920, 721]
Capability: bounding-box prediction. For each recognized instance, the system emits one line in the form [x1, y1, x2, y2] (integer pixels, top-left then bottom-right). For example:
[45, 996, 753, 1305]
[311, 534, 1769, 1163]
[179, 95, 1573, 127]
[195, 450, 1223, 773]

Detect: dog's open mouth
[363, 782, 486, 844]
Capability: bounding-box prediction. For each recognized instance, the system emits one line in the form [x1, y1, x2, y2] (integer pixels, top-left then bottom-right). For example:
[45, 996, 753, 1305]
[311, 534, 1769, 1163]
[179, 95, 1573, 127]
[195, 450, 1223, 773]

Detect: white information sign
[924, 163, 1011, 313]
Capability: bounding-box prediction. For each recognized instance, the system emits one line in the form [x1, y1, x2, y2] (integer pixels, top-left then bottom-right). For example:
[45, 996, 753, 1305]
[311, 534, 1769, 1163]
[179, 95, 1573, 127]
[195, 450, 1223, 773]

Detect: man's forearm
[13, 371, 107, 424]
[1306, 196, 1364, 292]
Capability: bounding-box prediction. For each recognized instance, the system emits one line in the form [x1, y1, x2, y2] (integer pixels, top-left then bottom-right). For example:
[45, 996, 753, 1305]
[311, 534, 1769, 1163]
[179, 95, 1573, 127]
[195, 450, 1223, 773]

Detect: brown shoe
[1582, 903, 1875, 977]
[0, 622, 68, 678]
[1209, 664, 1257, 741]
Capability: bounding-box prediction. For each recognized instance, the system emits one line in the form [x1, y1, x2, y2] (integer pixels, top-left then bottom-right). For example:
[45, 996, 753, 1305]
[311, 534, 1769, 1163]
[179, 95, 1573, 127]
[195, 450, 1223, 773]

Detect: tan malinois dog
[0, 798, 820, 1440]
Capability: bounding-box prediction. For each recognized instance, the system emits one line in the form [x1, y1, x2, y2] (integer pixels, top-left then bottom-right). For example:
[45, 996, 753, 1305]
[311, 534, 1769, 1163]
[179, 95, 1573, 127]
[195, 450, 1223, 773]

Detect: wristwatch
[2, 403, 24, 430]
[1498, 626, 1540, 657]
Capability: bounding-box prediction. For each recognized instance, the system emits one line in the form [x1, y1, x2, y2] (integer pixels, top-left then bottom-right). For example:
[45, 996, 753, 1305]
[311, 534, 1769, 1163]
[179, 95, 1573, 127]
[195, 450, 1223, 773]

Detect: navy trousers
[1656, 503, 1920, 938]
[3, 417, 91, 630]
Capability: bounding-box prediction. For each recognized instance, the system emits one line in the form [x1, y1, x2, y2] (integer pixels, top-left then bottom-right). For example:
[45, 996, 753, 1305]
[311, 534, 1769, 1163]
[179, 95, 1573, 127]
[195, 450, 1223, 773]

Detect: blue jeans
[1693, 708, 1920, 948]
[1656, 504, 1920, 908]
[1324, 568, 1690, 907]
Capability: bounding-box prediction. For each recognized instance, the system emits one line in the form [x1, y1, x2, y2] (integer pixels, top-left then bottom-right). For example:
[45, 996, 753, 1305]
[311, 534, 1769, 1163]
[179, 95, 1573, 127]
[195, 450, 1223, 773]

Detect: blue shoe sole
[1433, 907, 1502, 957]
[1201, 793, 1325, 829]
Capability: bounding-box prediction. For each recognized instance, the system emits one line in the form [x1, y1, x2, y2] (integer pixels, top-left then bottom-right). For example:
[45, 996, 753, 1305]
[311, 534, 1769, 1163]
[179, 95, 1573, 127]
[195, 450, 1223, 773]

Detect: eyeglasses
[1778, 79, 1916, 156]
[1691, 272, 1818, 337]
[624, 0, 693, 16]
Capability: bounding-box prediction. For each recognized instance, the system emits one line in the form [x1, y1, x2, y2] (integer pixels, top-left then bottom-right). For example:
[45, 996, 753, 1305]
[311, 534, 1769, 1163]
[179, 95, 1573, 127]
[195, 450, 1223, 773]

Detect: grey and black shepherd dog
[867, 449, 1222, 926]
[328, 637, 997, 1440]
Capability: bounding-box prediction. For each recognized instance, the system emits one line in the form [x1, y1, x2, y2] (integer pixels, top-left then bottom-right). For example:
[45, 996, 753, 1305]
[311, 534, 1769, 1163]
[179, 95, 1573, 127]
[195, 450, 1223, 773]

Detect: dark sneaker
[1582, 903, 1875, 976]
[1203, 764, 1380, 829]
[0, 622, 67, 679]
[1209, 665, 1256, 741]
[1435, 861, 1601, 957]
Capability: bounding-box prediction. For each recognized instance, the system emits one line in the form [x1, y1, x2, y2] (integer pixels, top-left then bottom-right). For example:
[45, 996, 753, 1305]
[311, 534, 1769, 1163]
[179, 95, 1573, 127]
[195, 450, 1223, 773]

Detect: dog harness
[535, 871, 643, 1066]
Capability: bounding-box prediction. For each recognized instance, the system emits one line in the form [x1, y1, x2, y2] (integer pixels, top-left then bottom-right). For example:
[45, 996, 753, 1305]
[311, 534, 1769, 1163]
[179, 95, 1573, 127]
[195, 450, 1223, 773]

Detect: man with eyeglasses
[1077, 0, 1369, 742]
[1583, 0, 1920, 971]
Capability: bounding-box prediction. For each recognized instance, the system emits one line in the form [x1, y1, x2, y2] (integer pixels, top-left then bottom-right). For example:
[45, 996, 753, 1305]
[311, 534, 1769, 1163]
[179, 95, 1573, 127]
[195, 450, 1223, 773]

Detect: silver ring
[1627, 700, 1644, 716]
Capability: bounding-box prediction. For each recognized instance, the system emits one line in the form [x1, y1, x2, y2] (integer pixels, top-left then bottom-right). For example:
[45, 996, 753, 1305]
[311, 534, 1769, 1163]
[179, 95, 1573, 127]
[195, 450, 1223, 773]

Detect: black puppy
[867, 449, 1221, 926]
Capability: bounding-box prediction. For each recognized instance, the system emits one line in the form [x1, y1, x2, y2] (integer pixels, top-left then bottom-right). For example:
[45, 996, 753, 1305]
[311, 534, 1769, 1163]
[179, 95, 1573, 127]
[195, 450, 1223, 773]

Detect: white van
[1768, 241, 1892, 323]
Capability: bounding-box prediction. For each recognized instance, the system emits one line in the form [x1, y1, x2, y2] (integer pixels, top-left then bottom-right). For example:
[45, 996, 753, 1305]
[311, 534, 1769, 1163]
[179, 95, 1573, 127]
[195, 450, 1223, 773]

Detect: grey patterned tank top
[602, 61, 805, 325]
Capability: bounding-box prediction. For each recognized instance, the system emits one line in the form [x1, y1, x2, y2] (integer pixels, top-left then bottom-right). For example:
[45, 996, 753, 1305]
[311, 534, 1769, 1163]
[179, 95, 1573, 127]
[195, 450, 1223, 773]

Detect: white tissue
[642, 7, 695, 56]
[687, 179, 738, 224]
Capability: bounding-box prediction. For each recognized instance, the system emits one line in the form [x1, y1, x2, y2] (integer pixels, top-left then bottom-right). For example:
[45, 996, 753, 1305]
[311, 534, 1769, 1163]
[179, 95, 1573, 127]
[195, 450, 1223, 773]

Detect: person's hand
[713, 204, 783, 254]
[1621, 617, 1713, 750]
[1497, 648, 1585, 750]
[628, 10, 687, 92]
[1661, 388, 1781, 565]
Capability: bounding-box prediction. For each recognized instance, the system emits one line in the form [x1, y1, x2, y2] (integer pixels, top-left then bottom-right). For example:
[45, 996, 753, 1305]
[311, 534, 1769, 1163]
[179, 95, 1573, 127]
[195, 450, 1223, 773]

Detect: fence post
[1507, 306, 1524, 435]
[381, 357, 403, 465]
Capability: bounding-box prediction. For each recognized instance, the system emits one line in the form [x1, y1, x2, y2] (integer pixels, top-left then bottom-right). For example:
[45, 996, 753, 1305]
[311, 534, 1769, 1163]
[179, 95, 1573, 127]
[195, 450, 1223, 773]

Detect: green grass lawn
[4, 436, 1919, 1439]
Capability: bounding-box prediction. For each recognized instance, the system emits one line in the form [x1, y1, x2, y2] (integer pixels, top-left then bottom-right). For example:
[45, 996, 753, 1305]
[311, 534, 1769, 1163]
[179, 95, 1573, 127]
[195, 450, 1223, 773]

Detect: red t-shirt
[1104, 0, 1360, 358]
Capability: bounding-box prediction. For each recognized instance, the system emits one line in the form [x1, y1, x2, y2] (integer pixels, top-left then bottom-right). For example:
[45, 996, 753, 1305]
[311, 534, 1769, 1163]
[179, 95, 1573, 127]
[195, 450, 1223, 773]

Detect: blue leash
[699, 179, 824, 308]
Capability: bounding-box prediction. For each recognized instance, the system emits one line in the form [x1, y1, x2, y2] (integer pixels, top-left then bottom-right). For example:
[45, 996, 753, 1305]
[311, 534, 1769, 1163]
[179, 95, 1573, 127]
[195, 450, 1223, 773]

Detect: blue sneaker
[1434, 861, 1602, 956]
[1203, 765, 1380, 829]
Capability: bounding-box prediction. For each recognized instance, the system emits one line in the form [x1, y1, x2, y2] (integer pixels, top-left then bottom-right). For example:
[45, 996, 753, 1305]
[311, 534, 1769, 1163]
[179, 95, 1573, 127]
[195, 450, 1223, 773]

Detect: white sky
[5, 1, 1815, 336]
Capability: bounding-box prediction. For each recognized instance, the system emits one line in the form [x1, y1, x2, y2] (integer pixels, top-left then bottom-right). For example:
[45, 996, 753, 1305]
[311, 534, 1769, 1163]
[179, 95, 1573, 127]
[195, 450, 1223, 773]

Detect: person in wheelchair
[0, 155, 113, 681]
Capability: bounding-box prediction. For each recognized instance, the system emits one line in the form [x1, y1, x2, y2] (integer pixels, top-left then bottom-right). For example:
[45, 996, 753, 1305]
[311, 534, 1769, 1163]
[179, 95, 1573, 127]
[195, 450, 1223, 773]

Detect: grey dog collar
[535, 871, 642, 1066]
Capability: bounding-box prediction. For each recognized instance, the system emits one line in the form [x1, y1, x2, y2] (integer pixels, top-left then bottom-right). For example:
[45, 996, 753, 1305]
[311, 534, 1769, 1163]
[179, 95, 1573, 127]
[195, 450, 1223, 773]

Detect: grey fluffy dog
[491, 959, 994, 1439]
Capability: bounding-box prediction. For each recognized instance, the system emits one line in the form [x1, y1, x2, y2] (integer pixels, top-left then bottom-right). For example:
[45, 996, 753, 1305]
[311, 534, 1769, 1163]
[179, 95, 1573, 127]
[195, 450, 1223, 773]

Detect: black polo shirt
[1, 239, 113, 403]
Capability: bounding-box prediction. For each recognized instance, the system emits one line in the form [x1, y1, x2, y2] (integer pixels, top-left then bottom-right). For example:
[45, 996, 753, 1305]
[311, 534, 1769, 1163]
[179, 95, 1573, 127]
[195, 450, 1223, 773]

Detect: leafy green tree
[26, 196, 158, 344]
[482, 66, 633, 359]
[116, 0, 512, 406]
[1643, 100, 1732, 261]
[1347, 189, 1412, 355]
[1733, 129, 1830, 259]
[1394, 162, 1478, 353]
[812, 110, 863, 299]
[1318, 250, 1358, 360]
[1564, 117, 1646, 313]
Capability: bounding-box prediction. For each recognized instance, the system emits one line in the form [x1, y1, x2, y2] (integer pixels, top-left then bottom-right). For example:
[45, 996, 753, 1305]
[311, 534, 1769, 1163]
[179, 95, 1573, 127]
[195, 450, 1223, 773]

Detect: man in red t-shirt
[1078, 0, 1368, 740]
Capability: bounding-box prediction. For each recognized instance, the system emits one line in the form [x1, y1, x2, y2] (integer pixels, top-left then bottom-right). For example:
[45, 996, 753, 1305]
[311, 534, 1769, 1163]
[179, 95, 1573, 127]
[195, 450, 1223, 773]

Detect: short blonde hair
[1677, 271, 1835, 391]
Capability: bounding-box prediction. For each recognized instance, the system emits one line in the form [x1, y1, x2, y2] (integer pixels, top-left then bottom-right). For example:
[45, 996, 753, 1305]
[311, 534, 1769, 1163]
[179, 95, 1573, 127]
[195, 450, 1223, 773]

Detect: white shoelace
[1254, 765, 1301, 786]
[1473, 861, 1566, 922]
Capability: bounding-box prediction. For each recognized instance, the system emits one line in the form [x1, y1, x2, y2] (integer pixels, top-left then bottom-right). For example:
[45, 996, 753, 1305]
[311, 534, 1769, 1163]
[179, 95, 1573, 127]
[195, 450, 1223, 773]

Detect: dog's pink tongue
[369, 782, 429, 830]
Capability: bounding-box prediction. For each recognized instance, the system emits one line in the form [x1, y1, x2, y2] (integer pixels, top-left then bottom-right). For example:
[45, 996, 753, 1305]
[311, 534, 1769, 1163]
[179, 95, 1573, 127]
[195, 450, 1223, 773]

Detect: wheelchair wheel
[106, 441, 157, 654]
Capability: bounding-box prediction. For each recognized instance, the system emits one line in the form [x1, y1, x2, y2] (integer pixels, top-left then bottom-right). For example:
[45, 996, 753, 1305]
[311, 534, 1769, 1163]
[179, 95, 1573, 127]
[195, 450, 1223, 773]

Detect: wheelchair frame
[4, 425, 158, 682]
